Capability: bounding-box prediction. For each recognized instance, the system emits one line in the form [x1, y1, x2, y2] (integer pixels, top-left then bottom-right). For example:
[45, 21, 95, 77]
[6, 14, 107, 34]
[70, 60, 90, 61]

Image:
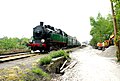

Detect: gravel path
[54, 46, 120, 81]
[99, 46, 117, 57]
[0, 54, 48, 69]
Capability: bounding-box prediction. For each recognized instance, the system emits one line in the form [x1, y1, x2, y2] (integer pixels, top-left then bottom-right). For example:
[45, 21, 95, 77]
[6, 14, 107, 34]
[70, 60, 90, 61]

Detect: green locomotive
[28, 22, 81, 52]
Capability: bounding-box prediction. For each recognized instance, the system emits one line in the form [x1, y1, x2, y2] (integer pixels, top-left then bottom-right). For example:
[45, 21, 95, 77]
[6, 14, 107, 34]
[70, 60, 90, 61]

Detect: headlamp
[29, 39, 32, 43]
[41, 39, 45, 43]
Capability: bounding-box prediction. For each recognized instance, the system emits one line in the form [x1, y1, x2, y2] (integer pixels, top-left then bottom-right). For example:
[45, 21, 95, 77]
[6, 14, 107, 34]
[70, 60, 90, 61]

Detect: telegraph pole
[110, 0, 120, 61]
[110, 0, 117, 37]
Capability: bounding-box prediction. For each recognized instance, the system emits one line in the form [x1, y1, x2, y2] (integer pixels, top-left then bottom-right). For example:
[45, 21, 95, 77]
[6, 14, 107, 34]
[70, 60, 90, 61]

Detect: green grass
[39, 56, 52, 65]
[39, 50, 70, 65]
[32, 67, 50, 78]
[50, 50, 69, 58]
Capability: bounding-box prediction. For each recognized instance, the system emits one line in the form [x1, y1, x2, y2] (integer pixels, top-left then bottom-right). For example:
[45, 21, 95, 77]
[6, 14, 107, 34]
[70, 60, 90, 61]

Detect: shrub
[39, 50, 70, 65]
[39, 56, 52, 65]
[50, 51, 62, 58]
[0, 37, 29, 53]
[32, 67, 50, 78]
[50, 50, 69, 58]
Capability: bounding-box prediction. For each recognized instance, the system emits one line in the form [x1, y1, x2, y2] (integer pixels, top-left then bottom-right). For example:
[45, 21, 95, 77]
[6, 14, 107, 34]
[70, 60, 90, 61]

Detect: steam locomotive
[28, 22, 81, 52]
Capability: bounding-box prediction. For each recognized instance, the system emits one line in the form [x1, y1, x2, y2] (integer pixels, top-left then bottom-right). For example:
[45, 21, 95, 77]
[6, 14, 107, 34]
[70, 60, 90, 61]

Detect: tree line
[89, 13, 113, 47]
[89, 0, 120, 61]
[0, 37, 29, 53]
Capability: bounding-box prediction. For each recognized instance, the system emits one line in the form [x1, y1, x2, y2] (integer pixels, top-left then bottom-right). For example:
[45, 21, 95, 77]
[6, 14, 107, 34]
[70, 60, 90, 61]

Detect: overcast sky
[0, 0, 111, 42]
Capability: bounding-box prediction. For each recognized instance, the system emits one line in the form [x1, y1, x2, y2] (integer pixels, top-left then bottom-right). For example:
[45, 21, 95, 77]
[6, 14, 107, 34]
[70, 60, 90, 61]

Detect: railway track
[0, 52, 37, 63]
[0, 47, 82, 63]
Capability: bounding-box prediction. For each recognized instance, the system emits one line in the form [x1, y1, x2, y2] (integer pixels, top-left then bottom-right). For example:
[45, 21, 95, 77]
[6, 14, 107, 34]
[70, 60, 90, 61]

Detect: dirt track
[52, 46, 120, 81]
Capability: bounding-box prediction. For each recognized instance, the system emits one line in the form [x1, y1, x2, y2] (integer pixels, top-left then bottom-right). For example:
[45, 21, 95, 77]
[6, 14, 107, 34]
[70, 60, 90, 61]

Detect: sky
[0, 0, 111, 42]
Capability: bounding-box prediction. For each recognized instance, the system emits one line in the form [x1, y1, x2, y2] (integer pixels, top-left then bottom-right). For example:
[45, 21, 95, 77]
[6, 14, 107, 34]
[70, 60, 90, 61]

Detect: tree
[110, 0, 120, 61]
[90, 13, 113, 47]
[0, 37, 29, 51]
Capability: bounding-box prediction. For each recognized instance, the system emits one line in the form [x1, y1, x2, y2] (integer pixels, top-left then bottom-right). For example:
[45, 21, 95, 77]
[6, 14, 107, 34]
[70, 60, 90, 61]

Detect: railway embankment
[0, 48, 78, 81]
[0, 46, 119, 81]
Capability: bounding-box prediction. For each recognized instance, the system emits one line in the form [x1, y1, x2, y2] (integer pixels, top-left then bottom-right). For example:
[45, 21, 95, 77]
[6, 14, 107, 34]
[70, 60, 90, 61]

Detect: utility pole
[110, 0, 117, 37]
[110, 0, 120, 61]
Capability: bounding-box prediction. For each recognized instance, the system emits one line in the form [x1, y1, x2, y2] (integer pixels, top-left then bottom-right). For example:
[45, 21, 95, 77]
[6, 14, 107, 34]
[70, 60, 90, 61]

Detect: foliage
[0, 66, 26, 81]
[112, 0, 120, 37]
[0, 65, 50, 81]
[89, 13, 114, 46]
[39, 50, 70, 65]
[50, 50, 69, 59]
[0, 37, 29, 53]
[32, 67, 50, 78]
[111, 0, 120, 61]
[39, 56, 52, 65]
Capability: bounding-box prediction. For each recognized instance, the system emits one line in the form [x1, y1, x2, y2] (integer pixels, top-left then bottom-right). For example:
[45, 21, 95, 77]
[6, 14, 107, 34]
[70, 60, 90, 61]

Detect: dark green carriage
[48, 29, 68, 49]
[50, 33, 67, 43]
[67, 35, 73, 47]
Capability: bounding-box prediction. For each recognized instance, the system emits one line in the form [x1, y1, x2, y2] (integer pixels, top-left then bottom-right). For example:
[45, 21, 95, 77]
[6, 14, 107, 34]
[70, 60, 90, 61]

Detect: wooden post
[110, 0, 120, 61]
[110, 0, 117, 37]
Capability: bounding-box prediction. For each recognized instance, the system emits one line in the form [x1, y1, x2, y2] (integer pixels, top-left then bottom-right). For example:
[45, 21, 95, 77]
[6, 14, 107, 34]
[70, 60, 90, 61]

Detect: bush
[0, 37, 29, 54]
[32, 67, 50, 78]
[50, 51, 62, 58]
[39, 56, 52, 65]
[39, 50, 70, 65]
[50, 50, 69, 58]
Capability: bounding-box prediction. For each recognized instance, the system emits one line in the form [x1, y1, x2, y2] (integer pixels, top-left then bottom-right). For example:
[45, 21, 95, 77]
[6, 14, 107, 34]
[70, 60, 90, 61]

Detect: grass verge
[39, 50, 70, 65]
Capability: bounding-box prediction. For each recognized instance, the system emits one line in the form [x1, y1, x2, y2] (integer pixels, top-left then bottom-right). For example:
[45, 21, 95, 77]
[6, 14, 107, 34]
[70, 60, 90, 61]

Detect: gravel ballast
[51, 46, 120, 81]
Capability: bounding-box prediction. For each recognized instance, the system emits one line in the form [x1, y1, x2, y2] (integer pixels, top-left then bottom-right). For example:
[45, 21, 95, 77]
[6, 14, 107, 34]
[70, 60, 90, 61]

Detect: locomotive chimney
[40, 22, 44, 26]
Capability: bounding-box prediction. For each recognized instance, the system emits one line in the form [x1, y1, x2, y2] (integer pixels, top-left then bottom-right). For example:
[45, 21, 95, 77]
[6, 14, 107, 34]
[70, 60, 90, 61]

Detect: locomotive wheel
[40, 49, 44, 53]
[31, 47, 36, 51]
[40, 49, 48, 53]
